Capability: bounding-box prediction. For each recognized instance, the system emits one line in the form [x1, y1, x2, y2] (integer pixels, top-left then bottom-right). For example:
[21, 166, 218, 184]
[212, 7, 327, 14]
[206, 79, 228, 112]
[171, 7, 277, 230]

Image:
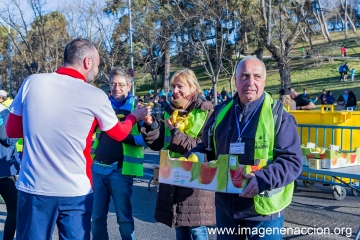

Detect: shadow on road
[108, 183, 159, 224]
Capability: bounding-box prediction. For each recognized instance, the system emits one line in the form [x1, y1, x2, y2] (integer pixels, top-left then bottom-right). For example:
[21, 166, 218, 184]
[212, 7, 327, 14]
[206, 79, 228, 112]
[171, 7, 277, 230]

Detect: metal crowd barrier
[298, 124, 360, 151]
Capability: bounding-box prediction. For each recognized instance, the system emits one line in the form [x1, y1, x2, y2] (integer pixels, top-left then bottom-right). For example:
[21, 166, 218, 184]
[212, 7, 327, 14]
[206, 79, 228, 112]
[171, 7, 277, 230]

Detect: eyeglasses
[111, 83, 128, 88]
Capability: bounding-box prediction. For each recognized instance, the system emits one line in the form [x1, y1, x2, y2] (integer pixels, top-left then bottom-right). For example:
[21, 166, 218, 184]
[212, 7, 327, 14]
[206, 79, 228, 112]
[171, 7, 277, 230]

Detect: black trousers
[0, 176, 18, 240]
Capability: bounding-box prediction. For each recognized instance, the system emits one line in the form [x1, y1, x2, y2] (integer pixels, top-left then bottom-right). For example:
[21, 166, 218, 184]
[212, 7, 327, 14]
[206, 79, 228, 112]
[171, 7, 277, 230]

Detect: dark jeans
[175, 226, 209, 240]
[92, 169, 135, 240]
[0, 176, 18, 240]
[216, 207, 284, 240]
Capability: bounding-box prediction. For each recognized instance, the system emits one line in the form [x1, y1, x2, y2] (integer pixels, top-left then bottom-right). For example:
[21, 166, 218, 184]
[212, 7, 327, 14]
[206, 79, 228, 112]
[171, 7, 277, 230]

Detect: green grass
[101, 30, 360, 104]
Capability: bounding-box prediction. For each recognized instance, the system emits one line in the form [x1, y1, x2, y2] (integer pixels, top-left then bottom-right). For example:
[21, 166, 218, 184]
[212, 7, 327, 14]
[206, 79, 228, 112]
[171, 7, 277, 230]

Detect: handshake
[128, 102, 153, 122]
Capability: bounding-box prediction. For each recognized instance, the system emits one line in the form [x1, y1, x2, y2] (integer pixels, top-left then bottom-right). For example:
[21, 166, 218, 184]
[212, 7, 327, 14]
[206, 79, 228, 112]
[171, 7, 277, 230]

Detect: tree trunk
[312, 7, 327, 40]
[240, 20, 249, 52]
[348, 16, 357, 33]
[308, 29, 313, 49]
[212, 79, 218, 105]
[176, 33, 181, 65]
[229, 76, 234, 97]
[277, 57, 291, 90]
[345, 0, 348, 39]
[181, 28, 187, 67]
[255, 41, 264, 61]
[301, 27, 309, 43]
[162, 27, 170, 93]
[244, 31, 249, 51]
[317, 0, 332, 42]
[339, 0, 357, 33]
[153, 74, 158, 96]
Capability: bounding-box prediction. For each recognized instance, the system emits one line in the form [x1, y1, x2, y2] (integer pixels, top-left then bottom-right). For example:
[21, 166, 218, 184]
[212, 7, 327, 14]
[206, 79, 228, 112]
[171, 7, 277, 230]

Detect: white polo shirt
[10, 71, 118, 196]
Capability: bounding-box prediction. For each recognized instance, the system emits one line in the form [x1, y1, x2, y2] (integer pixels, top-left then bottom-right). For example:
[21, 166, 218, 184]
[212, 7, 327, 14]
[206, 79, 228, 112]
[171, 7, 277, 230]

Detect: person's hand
[130, 104, 152, 122]
[143, 114, 154, 125]
[163, 118, 176, 131]
[238, 173, 259, 198]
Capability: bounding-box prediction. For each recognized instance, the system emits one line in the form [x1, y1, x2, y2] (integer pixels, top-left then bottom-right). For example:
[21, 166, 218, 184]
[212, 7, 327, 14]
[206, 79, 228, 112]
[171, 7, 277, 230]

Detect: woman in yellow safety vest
[141, 69, 215, 240]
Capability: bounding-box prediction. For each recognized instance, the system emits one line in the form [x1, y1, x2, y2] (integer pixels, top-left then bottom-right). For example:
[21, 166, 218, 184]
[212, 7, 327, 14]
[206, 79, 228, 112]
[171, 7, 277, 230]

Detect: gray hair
[0, 90, 7, 98]
[64, 38, 96, 66]
[109, 68, 132, 84]
[236, 56, 267, 79]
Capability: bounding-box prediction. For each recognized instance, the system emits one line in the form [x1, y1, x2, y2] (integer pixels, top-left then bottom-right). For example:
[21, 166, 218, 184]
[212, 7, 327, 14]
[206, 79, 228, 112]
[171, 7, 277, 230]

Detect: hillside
[103, 31, 360, 104]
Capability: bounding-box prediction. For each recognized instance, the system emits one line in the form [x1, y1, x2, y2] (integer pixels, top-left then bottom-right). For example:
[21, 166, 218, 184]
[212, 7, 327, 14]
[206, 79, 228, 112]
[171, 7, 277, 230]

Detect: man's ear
[83, 57, 92, 70]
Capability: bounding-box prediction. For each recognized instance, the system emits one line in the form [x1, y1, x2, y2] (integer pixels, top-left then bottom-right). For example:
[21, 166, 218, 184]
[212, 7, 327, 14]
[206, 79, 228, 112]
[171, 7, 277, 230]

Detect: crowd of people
[278, 87, 358, 111]
[0, 38, 357, 240]
[139, 86, 235, 108]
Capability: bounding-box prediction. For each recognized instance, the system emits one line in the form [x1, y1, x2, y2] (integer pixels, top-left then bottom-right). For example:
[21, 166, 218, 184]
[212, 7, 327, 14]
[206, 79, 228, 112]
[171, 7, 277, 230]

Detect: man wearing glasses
[91, 68, 147, 240]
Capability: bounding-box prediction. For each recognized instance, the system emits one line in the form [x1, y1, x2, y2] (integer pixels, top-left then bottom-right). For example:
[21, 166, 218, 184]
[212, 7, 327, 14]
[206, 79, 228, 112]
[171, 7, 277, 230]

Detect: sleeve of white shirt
[9, 77, 29, 116]
[94, 97, 118, 131]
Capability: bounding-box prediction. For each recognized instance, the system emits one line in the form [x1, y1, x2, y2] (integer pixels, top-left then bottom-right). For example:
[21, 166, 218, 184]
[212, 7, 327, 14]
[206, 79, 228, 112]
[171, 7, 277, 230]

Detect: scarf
[109, 93, 132, 110]
[170, 92, 197, 112]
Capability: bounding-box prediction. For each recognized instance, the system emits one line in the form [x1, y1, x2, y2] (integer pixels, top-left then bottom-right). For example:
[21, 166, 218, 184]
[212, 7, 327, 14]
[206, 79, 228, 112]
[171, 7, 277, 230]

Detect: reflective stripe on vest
[163, 108, 208, 158]
[16, 138, 23, 152]
[91, 96, 144, 176]
[213, 93, 294, 215]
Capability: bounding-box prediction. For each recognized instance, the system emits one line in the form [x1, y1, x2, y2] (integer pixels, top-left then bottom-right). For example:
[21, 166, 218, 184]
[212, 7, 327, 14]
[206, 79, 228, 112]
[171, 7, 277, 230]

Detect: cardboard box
[158, 150, 266, 193]
[301, 145, 360, 169]
[309, 159, 321, 169]
[301, 145, 326, 166]
[320, 148, 360, 169]
[226, 156, 267, 193]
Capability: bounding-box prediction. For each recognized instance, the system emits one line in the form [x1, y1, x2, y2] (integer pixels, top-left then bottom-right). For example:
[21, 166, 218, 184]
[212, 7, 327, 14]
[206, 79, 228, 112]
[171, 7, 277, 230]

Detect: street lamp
[0, 3, 11, 97]
[128, 0, 134, 96]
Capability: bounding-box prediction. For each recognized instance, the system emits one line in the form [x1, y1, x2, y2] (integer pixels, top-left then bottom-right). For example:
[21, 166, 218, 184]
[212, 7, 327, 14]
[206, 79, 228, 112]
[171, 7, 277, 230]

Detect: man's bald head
[236, 56, 267, 79]
[63, 38, 100, 83]
[64, 38, 96, 67]
[235, 56, 267, 105]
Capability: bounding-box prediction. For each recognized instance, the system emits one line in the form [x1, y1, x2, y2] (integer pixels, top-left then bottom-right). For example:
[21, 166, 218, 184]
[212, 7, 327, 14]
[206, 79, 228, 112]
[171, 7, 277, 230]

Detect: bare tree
[172, 0, 235, 105]
[332, 0, 358, 38]
[260, 0, 308, 90]
[63, 1, 120, 67]
[0, 0, 70, 90]
[313, 0, 332, 42]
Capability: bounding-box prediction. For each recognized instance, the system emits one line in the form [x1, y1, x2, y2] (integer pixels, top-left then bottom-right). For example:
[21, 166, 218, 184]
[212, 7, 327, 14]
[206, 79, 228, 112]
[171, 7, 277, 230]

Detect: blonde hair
[280, 95, 296, 110]
[170, 68, 202, 95]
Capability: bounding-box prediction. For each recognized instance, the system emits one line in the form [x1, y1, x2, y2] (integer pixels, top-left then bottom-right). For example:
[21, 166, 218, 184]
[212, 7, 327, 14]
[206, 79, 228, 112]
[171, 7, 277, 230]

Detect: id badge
[229, 142, 245, 154]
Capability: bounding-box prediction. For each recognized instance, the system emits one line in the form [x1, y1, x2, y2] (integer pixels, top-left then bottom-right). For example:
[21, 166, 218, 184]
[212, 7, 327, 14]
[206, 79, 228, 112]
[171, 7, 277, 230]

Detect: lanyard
[234, 95, 265, 142]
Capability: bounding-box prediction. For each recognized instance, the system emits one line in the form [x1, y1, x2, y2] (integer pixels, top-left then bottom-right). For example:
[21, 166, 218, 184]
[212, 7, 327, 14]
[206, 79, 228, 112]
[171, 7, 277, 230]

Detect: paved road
[0, 150, 359, 239]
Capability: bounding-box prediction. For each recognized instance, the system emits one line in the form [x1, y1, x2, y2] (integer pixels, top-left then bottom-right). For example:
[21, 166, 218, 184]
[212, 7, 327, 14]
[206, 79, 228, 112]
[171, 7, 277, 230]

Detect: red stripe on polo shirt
[105, 114, 137, 141]
[6, 113, 23, 138]
[84, 118, 98, 187]
[56, 67, 86, 82]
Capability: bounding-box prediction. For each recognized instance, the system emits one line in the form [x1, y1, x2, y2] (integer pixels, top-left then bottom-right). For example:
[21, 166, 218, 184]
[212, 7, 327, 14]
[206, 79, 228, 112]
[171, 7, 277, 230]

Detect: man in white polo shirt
[6, 38, 151, 240]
